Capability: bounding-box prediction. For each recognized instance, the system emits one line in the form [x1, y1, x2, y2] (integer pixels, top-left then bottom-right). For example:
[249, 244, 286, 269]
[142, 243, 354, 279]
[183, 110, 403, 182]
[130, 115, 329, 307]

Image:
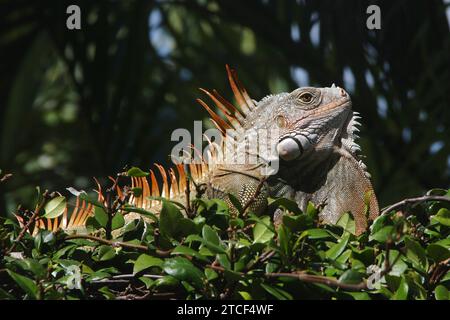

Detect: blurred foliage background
[0, 0, 449, 216]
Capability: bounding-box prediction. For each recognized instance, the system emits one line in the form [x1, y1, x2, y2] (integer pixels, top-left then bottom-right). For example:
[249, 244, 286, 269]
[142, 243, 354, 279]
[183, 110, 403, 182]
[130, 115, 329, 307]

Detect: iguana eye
[299, 92, 313, 103]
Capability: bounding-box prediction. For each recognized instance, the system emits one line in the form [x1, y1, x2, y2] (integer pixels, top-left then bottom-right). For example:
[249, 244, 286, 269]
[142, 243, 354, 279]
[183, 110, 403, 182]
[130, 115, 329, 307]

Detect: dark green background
[0, 0, 449, 215]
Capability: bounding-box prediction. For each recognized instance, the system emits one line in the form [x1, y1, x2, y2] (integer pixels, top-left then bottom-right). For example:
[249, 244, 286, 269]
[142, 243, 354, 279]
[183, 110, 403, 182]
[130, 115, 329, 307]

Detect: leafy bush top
[0, 182, 449, 300]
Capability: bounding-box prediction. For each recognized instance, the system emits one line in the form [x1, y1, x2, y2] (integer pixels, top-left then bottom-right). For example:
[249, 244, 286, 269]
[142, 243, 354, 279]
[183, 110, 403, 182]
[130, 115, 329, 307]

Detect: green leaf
[404, 236, 427, 269]
[339, 269, 364, 284]
[0, 287, 14, 300]
[346, 292, 371, 300]
[217, 253, 231, 270]
[79, 193, 105, 209]
[370, 214, 390, 234]
[385, 274, 401, 292]
[42, 196, 66, 219]
[435, 239, 450, 248]
[326, 233, 350, 260]
[153, 275, 180, 290]
[205, 199, 230, 214]
[34, 230, 55, 250]
[227, 193, 243, 213]
[111, 213, 125, 230]
[306, 201, 318, 219]
[265, 262, 279, 273]
[121, 205, 158, 222]
[435, 285, 449, 300]
[172, 245, 209, 262]
[336, 212, 356, 235]
[369, 225, 395, 243]
[268, 198, 302, 215]
[96, 245, 116, 261]
[393, 277, 409, 300]
[201, 225, 226, 254]
[127, 167, 149, 177]
[277, 224, 291, 257]
[184, 234, 203, 244]
[427, 244, 450, 263]
[94, 206, 108, 228]
[427, 188, 449, 196]
[441, 271, 450, 283]
[133, 254, 163, 274]
[253, 216, 275, 243]
[178, 218, 199, 237]
[282, 214, 312, 232]
[205, 268, 218, 281]
[238, 291, 252, 300]
[352, 247, 375, 266]
[202, 224, 220, 245]
[432, 208, 450, 226]
[148, 196, 186, 211]
[260, 283, 293, 300]
[230, 218, 244, 229]
[304, 228, 333, 239]
[163, 257, 205, 289]
[387, 250, 408, 276]
[336, 249, 352, 264]
[131, 187, 143, 197]
[138, 277, 154, 289]
[159, 200, 183, 238]
[98, 286, 115, 299]
[7, 270, 38, 299]
[15, 258, 46, 279]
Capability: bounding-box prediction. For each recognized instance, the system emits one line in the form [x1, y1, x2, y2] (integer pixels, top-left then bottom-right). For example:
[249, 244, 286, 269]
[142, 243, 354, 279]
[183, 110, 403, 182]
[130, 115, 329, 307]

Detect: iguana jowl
[18, 66, 379, 236]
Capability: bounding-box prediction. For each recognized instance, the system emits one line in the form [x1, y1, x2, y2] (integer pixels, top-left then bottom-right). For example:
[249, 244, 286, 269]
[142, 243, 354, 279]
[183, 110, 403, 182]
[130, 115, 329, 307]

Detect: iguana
[16, 65, 378, 236]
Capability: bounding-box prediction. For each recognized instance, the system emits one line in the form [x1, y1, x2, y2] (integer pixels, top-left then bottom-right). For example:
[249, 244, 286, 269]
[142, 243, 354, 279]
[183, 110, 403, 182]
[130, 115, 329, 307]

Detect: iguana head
[243, 85, 353, 163]
[198, 66, 362, 176]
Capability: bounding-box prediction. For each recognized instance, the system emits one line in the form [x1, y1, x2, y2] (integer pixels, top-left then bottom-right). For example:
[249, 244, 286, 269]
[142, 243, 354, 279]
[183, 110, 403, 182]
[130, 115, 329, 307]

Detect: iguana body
[127, 66, 379, 234]
[19, 66, 378, 236]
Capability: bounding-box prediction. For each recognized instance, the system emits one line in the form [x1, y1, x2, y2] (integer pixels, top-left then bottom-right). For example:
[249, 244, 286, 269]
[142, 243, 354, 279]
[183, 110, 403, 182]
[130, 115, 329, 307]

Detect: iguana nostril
[340, 88, 346, 97]
[277, 138, 302, 161]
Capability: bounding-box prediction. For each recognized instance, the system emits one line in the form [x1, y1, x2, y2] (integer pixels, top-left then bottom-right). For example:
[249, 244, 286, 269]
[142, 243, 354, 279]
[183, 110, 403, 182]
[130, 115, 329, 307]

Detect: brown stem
[430, 257, 450, 285]
[105, 192, 113, 240]
[266, 272, 367, 291]
[115, 292, 176, 300]
[245, 250, 275, 270]
[0, 173, 12, 183]
[381, 195, 450, 215]
[208, 264, 369, 292]
[6, 190, 50, 254]
[64, 234, 171, 257]
[184, 164, 192, 217]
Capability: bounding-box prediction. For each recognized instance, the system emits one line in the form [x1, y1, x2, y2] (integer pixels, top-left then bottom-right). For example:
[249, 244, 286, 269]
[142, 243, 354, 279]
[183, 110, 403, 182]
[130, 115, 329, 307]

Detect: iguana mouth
[311, 99, 351, 118]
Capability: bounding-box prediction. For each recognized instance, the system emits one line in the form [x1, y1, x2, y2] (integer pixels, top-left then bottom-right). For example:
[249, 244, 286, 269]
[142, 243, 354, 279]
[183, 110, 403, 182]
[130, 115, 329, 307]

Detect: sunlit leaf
[133, 254, 163, 274]
[43, 196, 66, 219]
[127, 167, 149, 177]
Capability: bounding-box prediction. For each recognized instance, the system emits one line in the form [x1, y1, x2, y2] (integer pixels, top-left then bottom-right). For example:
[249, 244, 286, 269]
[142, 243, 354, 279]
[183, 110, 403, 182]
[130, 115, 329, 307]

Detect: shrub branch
[381, 195, 450, 215]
